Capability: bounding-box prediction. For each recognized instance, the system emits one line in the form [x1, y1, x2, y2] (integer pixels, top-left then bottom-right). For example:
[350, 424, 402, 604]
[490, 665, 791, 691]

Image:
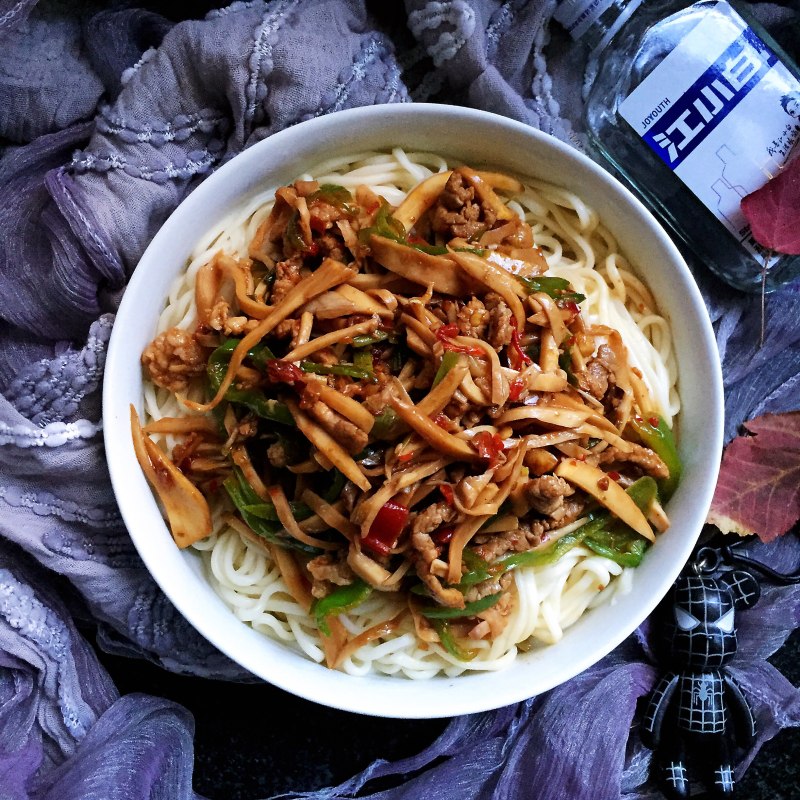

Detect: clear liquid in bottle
[556, 0, 800, 291]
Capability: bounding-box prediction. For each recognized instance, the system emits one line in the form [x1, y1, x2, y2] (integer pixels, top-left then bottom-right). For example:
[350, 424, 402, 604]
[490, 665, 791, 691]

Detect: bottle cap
[554, 0, 618, 40]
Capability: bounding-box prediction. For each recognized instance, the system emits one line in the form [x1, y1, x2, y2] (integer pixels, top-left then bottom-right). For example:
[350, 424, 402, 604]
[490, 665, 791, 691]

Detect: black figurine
[642, 568, 760, 798]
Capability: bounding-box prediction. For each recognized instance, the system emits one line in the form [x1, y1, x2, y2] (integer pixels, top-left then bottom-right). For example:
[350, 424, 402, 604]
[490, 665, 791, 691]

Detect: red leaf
[708, 411, 800, 542]
[740, 155, 800, 255]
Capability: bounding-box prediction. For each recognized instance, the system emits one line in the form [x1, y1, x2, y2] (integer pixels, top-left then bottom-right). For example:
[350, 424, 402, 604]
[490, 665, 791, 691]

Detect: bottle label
[555, 0, 617, 41]
[619, 0, 800, 263]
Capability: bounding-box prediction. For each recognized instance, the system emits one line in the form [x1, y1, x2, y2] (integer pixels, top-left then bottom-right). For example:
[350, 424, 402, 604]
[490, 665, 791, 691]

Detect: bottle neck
[555, 0, 646, 52]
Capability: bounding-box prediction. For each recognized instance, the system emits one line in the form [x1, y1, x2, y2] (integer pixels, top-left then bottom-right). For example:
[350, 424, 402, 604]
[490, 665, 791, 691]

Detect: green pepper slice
[321, 469, 347, 504]
[430, 618, 478, 661]
[308, 184, 358, 215]
[629, 415, 682, 500]
[352, 331, 389, 348]
[299, 361, 373, 381]
[240, 501, 312, 522]
[432, 351, 460, 388]
[207, 340, 294, 426]
[583, 525, 649, 568]
[223, 467, 321, 556]
[370, 408, 402, 441]
[313, 579, 372, 636]
[419, 592, 502, 619]
[358, 199, 407, 245]
[515, 275, 586, 303]
[494, 477, 658, 573]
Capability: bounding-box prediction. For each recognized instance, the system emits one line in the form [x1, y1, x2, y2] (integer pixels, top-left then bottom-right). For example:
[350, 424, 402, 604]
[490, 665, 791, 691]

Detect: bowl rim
[103, 103, 724, 718]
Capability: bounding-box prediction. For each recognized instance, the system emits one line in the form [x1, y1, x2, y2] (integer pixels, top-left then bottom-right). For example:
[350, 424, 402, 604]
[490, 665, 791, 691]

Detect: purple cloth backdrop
[0, 0, 798, 797]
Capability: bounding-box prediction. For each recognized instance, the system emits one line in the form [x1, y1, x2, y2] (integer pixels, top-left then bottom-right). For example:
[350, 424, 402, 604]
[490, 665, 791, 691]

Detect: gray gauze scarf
[0, 1, 798, 798]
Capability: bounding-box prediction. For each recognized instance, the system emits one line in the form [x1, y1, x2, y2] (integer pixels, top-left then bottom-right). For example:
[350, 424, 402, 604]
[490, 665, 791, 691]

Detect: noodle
[141, 149, 680, 678]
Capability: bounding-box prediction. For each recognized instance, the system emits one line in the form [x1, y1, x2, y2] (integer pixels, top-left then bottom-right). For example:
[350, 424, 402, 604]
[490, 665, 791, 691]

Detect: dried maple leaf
[740, 154, 800, 255]
[708, 411, 800, 542]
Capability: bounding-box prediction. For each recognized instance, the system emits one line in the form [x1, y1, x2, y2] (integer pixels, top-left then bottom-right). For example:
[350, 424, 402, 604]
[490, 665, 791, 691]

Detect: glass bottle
[555, 0, 800, 291]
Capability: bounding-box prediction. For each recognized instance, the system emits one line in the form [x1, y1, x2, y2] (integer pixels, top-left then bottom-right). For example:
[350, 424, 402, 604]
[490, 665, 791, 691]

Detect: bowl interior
[103, 104, 723, 718]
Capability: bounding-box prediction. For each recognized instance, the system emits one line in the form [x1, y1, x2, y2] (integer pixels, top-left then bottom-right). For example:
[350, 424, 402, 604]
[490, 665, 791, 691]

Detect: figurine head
[665, 570, 759, 669]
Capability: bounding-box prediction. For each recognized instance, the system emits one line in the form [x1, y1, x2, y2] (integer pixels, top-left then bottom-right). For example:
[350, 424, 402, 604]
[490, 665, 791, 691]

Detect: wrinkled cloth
[0, 0, 798, 798]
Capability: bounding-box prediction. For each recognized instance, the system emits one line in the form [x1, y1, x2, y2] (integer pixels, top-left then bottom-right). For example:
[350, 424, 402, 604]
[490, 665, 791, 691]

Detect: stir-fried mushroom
[305, 400, 369, 455]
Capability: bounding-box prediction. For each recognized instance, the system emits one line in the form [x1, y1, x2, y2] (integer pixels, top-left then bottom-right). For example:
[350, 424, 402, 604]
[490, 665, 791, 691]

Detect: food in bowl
[132, 148, 681, 679]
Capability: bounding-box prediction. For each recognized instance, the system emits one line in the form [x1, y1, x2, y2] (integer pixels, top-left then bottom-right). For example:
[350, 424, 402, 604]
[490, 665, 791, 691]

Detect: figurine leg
[656, 735, 690, 800]
[699, 734, 736, 798]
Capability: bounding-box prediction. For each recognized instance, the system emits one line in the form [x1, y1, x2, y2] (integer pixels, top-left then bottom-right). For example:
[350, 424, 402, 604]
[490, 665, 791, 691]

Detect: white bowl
[103, 104, 723, 718]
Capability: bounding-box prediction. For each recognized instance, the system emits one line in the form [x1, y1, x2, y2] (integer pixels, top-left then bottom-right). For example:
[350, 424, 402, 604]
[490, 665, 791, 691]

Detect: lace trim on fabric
[0, 483, 123, 528]
[95, 105, 229, 148]
[68, 149, 219, 183]
[8, 316, 112, 426]
[0, 419, 102, 448]
[315, 34, 408, 117]
[243, 0, 297, 133]
[0, 568, 92, 738]
[408, 0, 477, 67]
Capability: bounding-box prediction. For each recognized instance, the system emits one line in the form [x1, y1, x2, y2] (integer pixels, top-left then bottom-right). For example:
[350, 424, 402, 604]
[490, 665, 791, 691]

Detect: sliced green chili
[515, 274, 586, 303]
[583, 525, 649, 568]
[223, 468, 321, 556]
[308, 184, 357, 215]
[284, 210, 307, 253]
[558, 345, 578, 386]
[453, 246, 487, 256]
[371, 408, 402, 441]
[431, 618, 478, 661]
[432, 351, 460, 388]
[629, 415, 682, 500]
[494, 477, 658, 573]
[207, 340, 293, 426]
[419, 592, 502, 619]
[313, 579, 372, 636]
[389, 340, 409, 374]
[240, 501, 312, 522]
[299, 361, 373, 381]
[352, 331, 389, 348]
[352, 348, 375, 379]
[321, 469, 346, 503]
[358, 199, 407, 245]
[457, 549, 494, 587]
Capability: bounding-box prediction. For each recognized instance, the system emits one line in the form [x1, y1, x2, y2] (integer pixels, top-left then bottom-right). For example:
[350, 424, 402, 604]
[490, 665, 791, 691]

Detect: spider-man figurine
[641, 568, 760, 798]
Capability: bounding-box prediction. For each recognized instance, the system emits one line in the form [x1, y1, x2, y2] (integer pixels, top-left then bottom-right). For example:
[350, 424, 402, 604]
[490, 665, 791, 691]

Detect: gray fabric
[0, 0, 798, 797]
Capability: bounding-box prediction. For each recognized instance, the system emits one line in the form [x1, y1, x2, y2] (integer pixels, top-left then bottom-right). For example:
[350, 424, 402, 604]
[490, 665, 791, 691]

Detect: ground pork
[471, 521, 547, 562]
[595, 442, 670, 480]
[141, 327, 207, 392]
[411, 501, 457, 536]
[523, 475, 575, 516]
[430, 171, 498, 240]
[456, 296, 488, 338]
[266, 441, 290, 469]
[307, 553, 355, 599]
[463, 570, 513, 603]
[576, 344, 618, 401]
[270, 254, 303, 305]
[485, 292, 514, 349]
